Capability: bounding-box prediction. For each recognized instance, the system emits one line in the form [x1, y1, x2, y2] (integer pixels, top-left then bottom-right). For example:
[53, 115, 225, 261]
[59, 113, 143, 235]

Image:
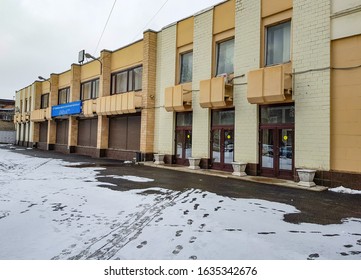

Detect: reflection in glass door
[261, 129, 274, 169]
[212, 130, 221, 164]
[279, 129, 293, 172]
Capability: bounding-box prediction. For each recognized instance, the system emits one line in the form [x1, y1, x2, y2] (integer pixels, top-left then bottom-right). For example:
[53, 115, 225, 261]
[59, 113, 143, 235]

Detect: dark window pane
[81, 82, 91, 100]
[260, 105, 295, 124]
[117, 72, 128, 93]
[266, 21, 291, 66]
[176, 112, 192, 127]
[41, 94, 49, 109]
[128, 70, 134, 92]
[212, 110, 235, 126]
[134, 67, 143, 91]
[216, 39, 234, 75]
[93, 79, 99, 99]
[180, 52, 193, 83]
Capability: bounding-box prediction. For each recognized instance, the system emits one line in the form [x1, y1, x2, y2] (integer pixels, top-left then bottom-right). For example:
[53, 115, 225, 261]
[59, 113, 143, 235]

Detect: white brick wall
[233, 0, 261, 164]
[293, 0, 331, 170]
[154, 25, 177, 155]
[191, 9, 214, 159]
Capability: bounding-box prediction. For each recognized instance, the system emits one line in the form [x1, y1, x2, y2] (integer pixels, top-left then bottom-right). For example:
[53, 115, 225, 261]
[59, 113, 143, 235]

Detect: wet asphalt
[5, 146, 361, 226]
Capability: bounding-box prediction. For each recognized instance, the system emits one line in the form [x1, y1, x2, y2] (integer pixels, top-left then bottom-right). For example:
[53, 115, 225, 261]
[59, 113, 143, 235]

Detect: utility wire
[93, 0, 118, 54]
[132, 0, 170, 41]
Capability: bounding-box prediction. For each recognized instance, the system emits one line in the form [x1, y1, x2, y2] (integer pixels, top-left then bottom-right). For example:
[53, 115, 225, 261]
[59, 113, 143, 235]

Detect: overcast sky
[0, 0, 223, 100]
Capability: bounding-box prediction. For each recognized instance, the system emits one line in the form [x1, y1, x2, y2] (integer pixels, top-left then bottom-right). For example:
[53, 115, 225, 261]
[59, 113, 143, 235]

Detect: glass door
[260, 127, 294, 179]
[211, 109, 235, 171]
[175, 130, 192, 165]
[211, 128, 234, 171]
[259, 104, 295, 179]
[175, 112, 192, 165]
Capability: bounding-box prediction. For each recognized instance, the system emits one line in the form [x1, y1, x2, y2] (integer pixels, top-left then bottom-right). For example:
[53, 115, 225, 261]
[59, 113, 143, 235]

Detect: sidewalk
[142, 161, 328, 192]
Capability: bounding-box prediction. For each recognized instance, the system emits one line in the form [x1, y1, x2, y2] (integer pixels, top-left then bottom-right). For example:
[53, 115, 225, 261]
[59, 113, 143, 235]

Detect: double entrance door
[210, 109, 235, 171]
[211, 128, 234, 171]
[175, 112, 192, 165]
[259, 104, 295, 179]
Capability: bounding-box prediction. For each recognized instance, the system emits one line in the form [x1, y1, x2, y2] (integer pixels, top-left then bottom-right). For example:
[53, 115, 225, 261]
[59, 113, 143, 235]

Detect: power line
[132, 0, 170, 41]
[93, 0, 118, 54]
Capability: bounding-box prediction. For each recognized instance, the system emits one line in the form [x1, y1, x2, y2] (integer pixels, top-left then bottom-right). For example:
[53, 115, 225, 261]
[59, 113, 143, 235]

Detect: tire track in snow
[53, 189, 196, 260]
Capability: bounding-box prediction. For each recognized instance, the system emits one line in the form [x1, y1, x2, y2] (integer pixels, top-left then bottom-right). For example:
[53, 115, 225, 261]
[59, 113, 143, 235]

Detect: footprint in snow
[307, 253, 319, 260]
[189, 236, 197, 243]
[172, 245, 183, 255]
[137, 241, 148, 249]
[176, 230, 183, 237]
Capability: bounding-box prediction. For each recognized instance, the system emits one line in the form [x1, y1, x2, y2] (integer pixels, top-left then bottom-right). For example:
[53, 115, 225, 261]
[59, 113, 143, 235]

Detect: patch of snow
[329, 186, 361, 195]
[104, 174, 154, 182]
[123, 161, 133, 164]
[1, 148, 361, 260]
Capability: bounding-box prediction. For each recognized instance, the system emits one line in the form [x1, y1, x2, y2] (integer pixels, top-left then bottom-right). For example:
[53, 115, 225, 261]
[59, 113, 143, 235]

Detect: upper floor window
[111, 66, 142, 95]
[216, 38, 234, 76]
[24, 99, 28, 112]
[265, 21, 291, 66]
[58, 87, 70, 105]
[81, 79, 99, 100]
[179, 51, 193, 84]
[41, 93, 49, 109]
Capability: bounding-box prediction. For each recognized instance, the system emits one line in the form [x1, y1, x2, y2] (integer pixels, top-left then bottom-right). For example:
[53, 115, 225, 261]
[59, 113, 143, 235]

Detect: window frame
[179, 51, 193, 84]
[264, 20, 291, 67]
[215, 37, 235, 76]
[40, 93, 49, 109]
[58, 87, 70, 105]
[80, 78, 99, 101]
[111, 65, 143, 95]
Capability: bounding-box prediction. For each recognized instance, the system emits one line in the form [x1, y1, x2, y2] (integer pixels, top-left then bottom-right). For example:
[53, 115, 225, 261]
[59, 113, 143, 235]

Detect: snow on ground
[329, 186, 361, 195]
[0, 148, 361, 260]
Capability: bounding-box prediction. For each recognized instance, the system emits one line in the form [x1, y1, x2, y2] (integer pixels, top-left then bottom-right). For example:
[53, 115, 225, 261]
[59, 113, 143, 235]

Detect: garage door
[109, 114, 140, 151]
[78, 118, 98, 147]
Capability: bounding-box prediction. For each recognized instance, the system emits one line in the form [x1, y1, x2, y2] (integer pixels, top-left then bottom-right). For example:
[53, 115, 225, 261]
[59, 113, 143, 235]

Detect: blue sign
[52, 100, 82, 117]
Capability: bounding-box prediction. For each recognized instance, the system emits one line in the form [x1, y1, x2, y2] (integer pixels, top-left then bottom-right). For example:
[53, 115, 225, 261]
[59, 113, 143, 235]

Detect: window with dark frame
[216, 38, 234, 76]
[41, 93, 49, 109]
[58, 87, 70, 105]
[179, 51, 193, 84]
[265, 21, 291, 66]
[111, 66, 143, 95]
[24, 99, 28, 113]
[81, 79, 99, 100]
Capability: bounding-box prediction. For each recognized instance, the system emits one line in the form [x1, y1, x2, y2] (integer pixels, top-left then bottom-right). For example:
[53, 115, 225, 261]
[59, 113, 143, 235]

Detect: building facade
[15, 0, 361, 189]
[0, 99, 15, 144]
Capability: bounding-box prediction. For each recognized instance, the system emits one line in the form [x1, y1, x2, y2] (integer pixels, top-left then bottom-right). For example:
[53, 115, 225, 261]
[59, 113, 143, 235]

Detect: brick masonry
[234, 0, 261, 165]
[191, 9, 214, 159]
[140, 30, 157, 154]
[293, 0, 331, 170]
[154, 25, 177, 155]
